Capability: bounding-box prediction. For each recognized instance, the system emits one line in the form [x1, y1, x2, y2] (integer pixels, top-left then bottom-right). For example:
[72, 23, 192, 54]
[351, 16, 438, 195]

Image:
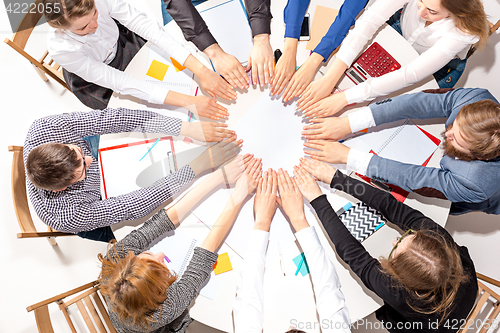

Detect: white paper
[199, 0, 253, 64]
[99, 138, 175, 198]
[359, 119, 438, 165]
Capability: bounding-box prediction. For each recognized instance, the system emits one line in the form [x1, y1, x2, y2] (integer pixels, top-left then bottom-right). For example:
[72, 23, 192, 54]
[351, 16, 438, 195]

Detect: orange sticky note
[213, 252, 232, 275]
[146, 60, 169, 81]
[170, 57, 186, 72]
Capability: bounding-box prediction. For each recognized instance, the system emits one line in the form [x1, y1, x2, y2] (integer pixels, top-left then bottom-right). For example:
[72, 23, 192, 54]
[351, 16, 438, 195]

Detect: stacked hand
[304, 140, 350, 164]
[253, 169, 279, 230]
[218, 153, 253, 186]
[270, 38, 298, 96]
[301, 117, 351, 141]
[276, 169, 309, 232]
[205, 44, 249, 90]
[189, 136, 243, 176]
[282, 52, 324, 102]
[186, 95, 229, 121]
[293, 165, 323, 203]
[232, 157, 263, 203]
[247, 34, 274, 87]
[181, 121, 235, 143]
[300, 92, 348, 119]
[299, 157, 337, 185]
[296, 76, 335, 111]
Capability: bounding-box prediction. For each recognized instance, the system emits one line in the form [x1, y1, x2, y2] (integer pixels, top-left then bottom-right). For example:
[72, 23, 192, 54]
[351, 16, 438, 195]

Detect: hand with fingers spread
[185, 55, 237, 101]
[301, 117, 351, 141]
[301, 92, 348, 119]
[189, 136, 243, 176]
[296, 76, 335, 111]
[303, 140, 350, 165]
[299, 157, 337, 185]
[253, 169, 279, 231]
[232, 157, 263, 202]
[186, 95, 230, 121]
[276, 168, 309, 232]
[204, 44, 250, 90]
[247, 34, 274, 87]
[180, 121, 235, 143]
[270, 38, 297, 96]
[293, 165, 323, 202]
[282, 53, 324, 103]
[219, 153, 253, 186]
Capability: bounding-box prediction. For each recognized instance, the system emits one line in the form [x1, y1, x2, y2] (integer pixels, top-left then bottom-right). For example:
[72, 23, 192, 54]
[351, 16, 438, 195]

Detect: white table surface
[105, 0, 450, 331]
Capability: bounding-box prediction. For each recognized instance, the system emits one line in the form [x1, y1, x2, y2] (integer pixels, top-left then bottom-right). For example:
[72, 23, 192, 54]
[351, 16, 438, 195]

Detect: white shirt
[346, 108, 377, 174]
[336, 0, 479, 104]
[47, 0, 191, 105]
[233, 228, 351, 333]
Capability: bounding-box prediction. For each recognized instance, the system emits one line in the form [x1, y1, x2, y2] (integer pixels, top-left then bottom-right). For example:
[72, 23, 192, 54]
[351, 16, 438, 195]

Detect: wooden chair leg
[47, 237, 57, 246]
[31, 63, 49, 82]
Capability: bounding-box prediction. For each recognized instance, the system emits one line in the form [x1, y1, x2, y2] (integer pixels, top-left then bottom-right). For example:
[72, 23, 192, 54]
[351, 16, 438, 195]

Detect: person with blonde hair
[297, 0, 490, 118]
[99, 155, 262, 332]
[302, 88, 500, 215]
[42, 0, 235, 112]
[292, 158, 478, 332]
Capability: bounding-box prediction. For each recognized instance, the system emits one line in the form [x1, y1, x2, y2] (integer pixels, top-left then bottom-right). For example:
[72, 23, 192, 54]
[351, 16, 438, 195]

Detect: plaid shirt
[23, 108, 195, 233]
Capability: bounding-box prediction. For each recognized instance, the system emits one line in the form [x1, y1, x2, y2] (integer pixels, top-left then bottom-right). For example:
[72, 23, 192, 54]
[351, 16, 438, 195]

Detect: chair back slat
[92, 292, 117, 333]
[76, 300, 99, 333]
[33, 305, 55, 333]
[59, 306, 78, 333]
[9, 145, 36, 233]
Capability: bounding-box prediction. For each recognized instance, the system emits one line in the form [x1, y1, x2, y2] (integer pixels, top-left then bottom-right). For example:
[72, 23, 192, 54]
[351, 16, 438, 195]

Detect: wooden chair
[467, 19, 500, 59]
[9, 146, 74, 246]
[27, 280, 117, 333]
[458, 273, 500, 333]
[4, 0, 69, 90]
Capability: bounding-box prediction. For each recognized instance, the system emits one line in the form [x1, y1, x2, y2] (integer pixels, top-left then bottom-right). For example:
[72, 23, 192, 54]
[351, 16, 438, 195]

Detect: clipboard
[98, 137, 177, 199]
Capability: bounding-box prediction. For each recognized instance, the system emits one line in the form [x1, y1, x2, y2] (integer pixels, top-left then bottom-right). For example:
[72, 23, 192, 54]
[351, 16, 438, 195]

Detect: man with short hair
[24, 108, 240, 242]
[302, 88, 500, 215]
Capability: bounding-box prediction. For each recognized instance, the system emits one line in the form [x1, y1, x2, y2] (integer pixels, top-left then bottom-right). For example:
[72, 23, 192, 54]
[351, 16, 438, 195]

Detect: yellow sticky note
[170, 57, 186, 72]
[146, 60, 169, 81]
[213, 252, 233, 275]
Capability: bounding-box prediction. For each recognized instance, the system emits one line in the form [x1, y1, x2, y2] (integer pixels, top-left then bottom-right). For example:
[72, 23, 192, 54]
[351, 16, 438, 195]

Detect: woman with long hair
[42, 0, 235, 112]
[297, 0, 489, 118]
[292, 158, 478, 332]
[98, 155, 262, 332]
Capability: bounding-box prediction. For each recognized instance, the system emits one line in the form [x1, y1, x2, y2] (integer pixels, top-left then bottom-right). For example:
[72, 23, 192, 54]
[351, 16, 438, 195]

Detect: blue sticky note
[292, 253, 310, 276]
[342, 202, 353, 212]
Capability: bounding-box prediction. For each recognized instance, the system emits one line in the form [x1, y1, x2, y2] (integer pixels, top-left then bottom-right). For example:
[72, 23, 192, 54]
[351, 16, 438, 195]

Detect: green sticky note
[146, 60, 169, 81]
[292, 253, 310, 276]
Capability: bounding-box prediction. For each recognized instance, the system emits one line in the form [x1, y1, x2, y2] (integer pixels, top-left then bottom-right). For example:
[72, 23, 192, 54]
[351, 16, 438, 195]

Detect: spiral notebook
[339, 202, 386, 242]
[149, 230, 199, 276]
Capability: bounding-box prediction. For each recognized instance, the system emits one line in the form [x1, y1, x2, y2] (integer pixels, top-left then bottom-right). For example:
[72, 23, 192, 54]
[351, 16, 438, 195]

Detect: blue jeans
[77, 135, 116, 243]
[386, 9, 467, 89]
[161, 0, 209, 25]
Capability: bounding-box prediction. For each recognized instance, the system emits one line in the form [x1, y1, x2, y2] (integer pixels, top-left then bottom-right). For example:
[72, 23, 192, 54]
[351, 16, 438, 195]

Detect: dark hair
[26, 143, 81, 190]
[456, 99, 500, 160]
[98, 241, 177, 329]
[380, 229, 466, 323]
[42, 0, 95, 29]
[440, 0, 489, 50]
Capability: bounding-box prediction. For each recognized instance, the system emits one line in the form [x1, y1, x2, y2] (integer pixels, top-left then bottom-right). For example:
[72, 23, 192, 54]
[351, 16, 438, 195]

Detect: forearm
[283, 0, 310, 39]
[201, 192, 245, 252]
[162, 0, 216, 51]
[245, 0, 272, 36]
[330, 170, 430, 230]
[322, 57, 348, 91]
[166, 170, 224, 226]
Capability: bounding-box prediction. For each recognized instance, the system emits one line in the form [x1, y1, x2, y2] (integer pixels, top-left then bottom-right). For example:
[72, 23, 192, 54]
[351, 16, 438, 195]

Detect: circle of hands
[191, 51, 355, 222]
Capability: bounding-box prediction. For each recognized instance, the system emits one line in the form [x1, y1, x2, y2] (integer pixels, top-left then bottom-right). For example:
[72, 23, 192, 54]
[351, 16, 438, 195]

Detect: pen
[278, 242, 285, 276]
[295, 254, 304, 276]
[139, 138, 161, 161]
[274, 49, 282, 63]
[164, 255, 171, 263]
[371, 179, 392, 193]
